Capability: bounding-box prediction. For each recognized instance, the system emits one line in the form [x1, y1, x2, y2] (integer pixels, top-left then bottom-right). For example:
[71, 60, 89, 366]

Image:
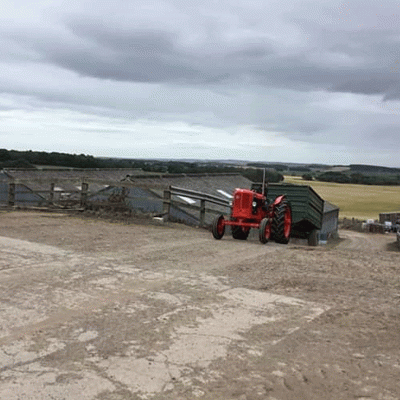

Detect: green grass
[283, 176, 400, 220]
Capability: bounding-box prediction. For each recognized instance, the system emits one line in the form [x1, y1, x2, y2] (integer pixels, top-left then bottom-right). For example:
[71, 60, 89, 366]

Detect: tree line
[350, 164, 400, 174]
[0, 149, 100, 169]
[0, 149, 284, 183]
[303, 171, 400, 186]
[247, 162, 312, 173]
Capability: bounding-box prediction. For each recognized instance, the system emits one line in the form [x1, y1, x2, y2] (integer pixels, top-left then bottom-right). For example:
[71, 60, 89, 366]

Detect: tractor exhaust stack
[262, 168, 266, 197]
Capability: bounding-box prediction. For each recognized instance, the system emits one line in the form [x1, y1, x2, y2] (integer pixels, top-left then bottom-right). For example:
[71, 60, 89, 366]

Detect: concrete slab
[0, 234, 328, 399]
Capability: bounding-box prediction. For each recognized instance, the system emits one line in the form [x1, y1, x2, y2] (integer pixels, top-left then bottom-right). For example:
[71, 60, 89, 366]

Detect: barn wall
[379, 212, 400, 224]
[320, 210, 339, 240]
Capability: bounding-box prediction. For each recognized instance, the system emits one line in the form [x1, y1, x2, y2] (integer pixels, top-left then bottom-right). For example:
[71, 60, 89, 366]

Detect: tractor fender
[272, 195, 286, 206]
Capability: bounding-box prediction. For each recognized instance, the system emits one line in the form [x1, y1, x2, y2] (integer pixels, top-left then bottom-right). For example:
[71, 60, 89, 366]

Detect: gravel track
[0, 211, 399, 400]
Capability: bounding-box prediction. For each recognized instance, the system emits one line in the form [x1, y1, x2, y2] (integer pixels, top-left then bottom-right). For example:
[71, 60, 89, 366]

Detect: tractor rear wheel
[259, 217, 272, 244]
[273, 200, 292, 244]
[232, 225, 250, 240]
[212, 214, 225, 240]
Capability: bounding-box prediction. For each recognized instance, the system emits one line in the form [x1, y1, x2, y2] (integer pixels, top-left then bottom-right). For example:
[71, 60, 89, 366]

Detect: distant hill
[350, 164, 400, 174]
[1, 148, 399, 177]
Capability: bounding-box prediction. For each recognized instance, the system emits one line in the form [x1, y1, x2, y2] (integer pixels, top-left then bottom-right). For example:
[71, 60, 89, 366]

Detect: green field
[283, 176, 400, 220]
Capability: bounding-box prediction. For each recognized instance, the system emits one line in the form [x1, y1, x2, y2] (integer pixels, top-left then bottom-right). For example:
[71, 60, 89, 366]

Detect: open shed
[320, 201, 340, 242]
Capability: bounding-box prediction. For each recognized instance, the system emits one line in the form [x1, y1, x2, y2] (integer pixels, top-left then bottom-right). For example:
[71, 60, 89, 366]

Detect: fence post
[199, 199, 206, 227]
[163, 187, 171, 220]
[49, 183, 55, 204]
[80, 182, 89, 207]
[8, 182, 15, 207]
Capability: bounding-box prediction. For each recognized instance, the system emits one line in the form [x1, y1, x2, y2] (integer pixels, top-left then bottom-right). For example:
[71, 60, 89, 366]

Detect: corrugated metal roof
[145, 173, 248, 192]
[3, 168, 147, 181]
[323, 201, 340, 213]
[217, 189, 233, 198]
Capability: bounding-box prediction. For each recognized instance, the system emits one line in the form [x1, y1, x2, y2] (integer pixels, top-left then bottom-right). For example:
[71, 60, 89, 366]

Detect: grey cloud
[0, 104, 16, 112]
[50, 50, 200, 83]
[331, 76, 399, 95]
[1, 0, 400, 167]
[66, 18, 178, 53]
[2, 1, 400, 99]
[370, 126, 400, 148]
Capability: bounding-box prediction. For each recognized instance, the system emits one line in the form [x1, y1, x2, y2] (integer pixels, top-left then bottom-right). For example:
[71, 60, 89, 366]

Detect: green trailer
[252, 183, 324, 246]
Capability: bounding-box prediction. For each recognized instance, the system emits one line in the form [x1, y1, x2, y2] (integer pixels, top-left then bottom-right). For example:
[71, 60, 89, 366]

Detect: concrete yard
[0, 211, 399, 399]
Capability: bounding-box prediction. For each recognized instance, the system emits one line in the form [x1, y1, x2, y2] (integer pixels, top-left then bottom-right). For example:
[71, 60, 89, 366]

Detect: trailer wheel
[212, 214, 225, 240]
[307, 229, 318, 246]
[232, 225, 250, 240]
[273, 200, 292, 244]
[259, 218, 272, 244]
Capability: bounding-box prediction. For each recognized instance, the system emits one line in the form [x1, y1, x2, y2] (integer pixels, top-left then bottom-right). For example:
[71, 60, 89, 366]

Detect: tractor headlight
[252, 201, 257, 208]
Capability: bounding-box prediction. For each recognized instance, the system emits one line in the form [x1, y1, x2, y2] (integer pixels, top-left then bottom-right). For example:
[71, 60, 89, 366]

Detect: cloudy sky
[1, 0, 400, 167]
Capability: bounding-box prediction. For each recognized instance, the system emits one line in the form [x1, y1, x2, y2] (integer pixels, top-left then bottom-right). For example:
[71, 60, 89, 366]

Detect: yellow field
[283, 176, 400, 220]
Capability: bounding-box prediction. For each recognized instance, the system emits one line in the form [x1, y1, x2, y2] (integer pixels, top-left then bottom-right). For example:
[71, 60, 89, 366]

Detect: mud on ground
[0, 211, 399, 400]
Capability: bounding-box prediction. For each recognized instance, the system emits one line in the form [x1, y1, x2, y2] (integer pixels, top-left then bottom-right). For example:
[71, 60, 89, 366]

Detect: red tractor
[212, 185, 292, 244]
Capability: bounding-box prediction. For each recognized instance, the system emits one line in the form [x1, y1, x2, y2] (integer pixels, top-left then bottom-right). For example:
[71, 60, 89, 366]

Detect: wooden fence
[5, 177, 169, 207]
[4, 180, 231, 227]
[162, 186, 230, 227]
[7, 180, 97, 208]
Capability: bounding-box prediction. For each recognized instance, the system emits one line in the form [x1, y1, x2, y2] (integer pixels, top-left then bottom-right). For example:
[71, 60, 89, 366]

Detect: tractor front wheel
[273, 200, 292, 244]
[259, 218, 272, 244]
[212, 214, 225, 240]
[232, 225, 250, 240]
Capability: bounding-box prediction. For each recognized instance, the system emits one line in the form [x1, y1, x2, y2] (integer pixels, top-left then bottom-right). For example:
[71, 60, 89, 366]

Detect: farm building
[92, 173, 250, 226]
[1, 169, 339, 244]
[0, 168, 146, 207]
[0, 172, 9, 205]
[379, 212, 400, 224]
[0, 169, 247, 225]
[320, 201, 340, 242]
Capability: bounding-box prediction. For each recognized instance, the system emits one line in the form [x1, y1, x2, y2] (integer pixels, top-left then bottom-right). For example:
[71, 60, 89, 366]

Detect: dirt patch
[0, 211, 399, 399]
[387, 241, 400, 253]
